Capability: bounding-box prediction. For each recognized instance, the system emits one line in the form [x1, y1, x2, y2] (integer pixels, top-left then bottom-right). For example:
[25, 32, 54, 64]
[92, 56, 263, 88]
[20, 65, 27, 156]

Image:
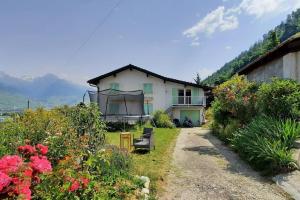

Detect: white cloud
[240, 0, 284, 18]
[183, 0, 300, 39]
[183, 6, 239, 38]
[225, 45, 232, 50]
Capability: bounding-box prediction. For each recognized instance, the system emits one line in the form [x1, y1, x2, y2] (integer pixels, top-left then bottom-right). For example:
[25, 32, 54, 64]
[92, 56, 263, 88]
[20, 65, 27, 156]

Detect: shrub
[211, 99, 231, 128]
[213, 75, 258, 125]
[0, 119, 26, 157]
[256, 78, 300, 119]
[231, 116, 300, 174]
[35, 147, 141, 200]
[153, 110, 174, 128]
[219, 119, 241, 144]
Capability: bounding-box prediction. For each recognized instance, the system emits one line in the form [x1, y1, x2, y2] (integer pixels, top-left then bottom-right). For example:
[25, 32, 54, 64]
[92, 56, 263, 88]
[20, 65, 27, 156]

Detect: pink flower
[0, 171, 11, 192]
[18, 145, 36, 156]
[36, 144, 48, 155]
[29, 156, 52, 173]
[69, 179, 80, 192]
[0, 155, 23, 174]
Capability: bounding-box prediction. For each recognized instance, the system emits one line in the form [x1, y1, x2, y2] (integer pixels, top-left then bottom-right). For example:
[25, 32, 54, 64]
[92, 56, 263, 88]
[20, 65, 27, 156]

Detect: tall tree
[266, 30, 280, 51]
[194, 73, 201, 85]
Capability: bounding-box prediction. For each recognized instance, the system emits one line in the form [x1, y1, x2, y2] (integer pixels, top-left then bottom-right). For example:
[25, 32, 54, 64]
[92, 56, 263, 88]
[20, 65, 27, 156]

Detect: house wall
[246, 57, 284, 82]
[96, 68, 205, 112]
[246, 52, 300, 82]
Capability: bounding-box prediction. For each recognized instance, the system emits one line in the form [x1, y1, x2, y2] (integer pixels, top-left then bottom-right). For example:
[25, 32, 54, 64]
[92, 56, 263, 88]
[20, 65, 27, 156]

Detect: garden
[0, 104, 179, 199]
[210, 75, 300, 175]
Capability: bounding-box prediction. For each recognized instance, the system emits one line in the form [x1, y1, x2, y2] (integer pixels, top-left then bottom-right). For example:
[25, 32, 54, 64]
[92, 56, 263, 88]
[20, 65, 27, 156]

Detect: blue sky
[0, 0, 300, 85]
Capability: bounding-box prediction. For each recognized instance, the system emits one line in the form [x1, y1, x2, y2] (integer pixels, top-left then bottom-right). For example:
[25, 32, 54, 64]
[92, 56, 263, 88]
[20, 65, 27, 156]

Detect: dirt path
[159, 128, 290, 200]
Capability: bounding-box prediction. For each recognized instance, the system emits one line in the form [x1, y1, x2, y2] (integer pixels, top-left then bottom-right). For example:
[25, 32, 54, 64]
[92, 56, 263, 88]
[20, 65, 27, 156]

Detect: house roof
[87, 64, 211, 90]
[237, 33, 300, 75]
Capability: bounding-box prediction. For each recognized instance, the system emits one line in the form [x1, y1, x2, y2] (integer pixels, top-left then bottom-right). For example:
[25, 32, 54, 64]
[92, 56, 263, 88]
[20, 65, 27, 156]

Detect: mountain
[0, 71, 87, 110]
[202, 8, 300, 86]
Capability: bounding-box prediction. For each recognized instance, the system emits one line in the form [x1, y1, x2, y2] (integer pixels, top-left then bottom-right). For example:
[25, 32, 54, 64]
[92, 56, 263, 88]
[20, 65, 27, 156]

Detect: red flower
[81, 178, 89, 188]
[13, 178, 31, 200]
[18, 145, 36, 156]
[0, 155, 23, 174]
[23, 168, 33, 178]
[0, 171, 11, 192]
[36, 144, 48, 155]
[29, 156, 52, 173]
[69, 179, 80, 192]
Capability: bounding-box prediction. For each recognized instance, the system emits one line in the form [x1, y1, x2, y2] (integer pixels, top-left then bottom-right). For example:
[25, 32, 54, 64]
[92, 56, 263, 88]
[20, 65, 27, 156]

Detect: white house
[87, 64, 211, 126]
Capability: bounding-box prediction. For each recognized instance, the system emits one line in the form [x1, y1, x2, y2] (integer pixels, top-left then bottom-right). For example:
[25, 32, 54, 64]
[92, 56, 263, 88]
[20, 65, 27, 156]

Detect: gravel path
[160, 128, 290, 200]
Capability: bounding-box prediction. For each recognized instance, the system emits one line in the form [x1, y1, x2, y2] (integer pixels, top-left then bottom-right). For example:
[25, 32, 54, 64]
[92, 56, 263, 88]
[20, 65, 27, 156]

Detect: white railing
[172, 96, 206, 106]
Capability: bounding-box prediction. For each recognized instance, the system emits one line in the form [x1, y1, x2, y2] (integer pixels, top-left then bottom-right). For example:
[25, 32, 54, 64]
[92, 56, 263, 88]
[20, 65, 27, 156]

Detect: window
[144, 103, 153, 115]
[143, 83, 153, 94]
[110, 83, 119, 90]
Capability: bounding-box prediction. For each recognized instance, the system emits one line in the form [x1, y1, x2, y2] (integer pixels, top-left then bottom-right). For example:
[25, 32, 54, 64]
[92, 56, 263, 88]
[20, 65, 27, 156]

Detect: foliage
[66, 103, 106, 154]
[0, 104, 143, 199]
[202, 9, 300, 85]
[213, 119, 241, 144]
[153, 110, 175, 128]
[212, 75, 258, 125]
[231, 116, 300, 174]
[256, 78, 300, 119]
[35, 147, 141, 200]
[193, 73, 201, 85]
[0, 119, 26, 157]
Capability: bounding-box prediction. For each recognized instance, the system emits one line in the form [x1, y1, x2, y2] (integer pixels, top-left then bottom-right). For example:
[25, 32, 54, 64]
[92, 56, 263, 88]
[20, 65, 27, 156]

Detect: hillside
[0, 71, 86, 110]
[202, 9, 300, 86]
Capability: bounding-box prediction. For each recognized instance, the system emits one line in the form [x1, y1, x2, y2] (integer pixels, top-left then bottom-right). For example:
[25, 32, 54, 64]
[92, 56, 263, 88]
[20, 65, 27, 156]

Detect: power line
[65, 0, 123, 66]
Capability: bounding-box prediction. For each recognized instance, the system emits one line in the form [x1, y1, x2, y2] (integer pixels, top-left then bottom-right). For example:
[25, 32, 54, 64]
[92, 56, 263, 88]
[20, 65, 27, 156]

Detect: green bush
[212, 119, 240, 144]
[153, 110, 174, 128]
[0, 119, 26, 157]
[231, 116, 300, 174]
[256, 78, 300, 119]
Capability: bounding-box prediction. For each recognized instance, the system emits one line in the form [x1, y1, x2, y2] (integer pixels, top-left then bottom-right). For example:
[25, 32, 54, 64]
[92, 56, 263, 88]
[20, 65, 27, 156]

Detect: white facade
[93, 68, 206, 125]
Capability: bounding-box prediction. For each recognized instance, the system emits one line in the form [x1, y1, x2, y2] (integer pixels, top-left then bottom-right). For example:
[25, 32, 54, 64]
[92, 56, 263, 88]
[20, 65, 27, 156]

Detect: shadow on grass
[132, 149, 150, 154]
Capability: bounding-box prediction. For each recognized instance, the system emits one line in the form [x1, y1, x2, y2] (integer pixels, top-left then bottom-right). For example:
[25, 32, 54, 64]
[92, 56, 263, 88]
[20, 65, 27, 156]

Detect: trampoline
[87, 89, 151, 121]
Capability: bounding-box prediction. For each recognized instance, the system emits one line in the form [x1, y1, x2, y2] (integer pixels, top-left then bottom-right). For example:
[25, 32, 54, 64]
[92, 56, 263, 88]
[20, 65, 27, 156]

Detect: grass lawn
[106, 127, 180, 198]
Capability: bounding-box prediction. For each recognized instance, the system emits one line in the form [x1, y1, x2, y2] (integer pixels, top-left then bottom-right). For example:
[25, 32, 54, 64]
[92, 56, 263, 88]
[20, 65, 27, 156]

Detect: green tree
[194, 73, 201, 85]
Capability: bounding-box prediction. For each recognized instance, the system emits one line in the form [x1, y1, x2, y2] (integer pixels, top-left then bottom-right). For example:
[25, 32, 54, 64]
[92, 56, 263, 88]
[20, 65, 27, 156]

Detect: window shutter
[191, 88, 199, 104]
[110, 83, 119, 90]
[172, 88, 177, 104]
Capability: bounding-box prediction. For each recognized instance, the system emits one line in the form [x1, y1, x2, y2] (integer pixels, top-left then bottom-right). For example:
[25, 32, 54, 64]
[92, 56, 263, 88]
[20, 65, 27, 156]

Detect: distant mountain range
[0, 71, 87, 110]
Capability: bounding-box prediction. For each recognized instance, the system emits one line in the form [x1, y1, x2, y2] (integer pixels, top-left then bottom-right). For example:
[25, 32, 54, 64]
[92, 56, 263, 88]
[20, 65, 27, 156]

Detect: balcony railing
[172, 96, 206, 106]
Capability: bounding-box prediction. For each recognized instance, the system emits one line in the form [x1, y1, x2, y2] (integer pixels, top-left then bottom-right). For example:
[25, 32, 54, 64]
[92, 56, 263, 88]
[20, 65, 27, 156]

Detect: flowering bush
[213, 75, 258, 125]
[0, 144, 52, 200]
